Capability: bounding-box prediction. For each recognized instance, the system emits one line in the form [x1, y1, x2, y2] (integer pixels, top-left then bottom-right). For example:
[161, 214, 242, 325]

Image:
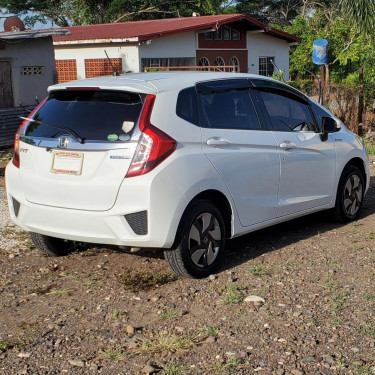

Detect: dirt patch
[0, 160, 374, 374]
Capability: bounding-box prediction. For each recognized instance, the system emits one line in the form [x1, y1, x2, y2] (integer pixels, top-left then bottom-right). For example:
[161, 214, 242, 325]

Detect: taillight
[13, 98, 47, 168]
[126, 95, 176, 178]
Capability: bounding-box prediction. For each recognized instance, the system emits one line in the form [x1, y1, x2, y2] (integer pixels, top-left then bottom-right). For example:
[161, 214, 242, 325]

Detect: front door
[256, 88, 336, 217]
[0, 61, 13, 108]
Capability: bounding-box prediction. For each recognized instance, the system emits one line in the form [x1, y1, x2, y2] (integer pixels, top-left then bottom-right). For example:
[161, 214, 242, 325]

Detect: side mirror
[322, 116, 340, 133]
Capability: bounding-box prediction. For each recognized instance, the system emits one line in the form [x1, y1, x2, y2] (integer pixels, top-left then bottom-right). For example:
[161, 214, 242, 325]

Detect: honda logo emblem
[58, 136, 70, 148]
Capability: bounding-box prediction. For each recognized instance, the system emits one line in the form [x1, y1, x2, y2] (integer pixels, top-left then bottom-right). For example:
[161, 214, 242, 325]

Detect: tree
[339, 0, 375, 35]
[0, 0, 229, 27]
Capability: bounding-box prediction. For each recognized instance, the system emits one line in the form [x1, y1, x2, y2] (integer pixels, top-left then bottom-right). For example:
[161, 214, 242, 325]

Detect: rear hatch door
[19, 88, 147, 211]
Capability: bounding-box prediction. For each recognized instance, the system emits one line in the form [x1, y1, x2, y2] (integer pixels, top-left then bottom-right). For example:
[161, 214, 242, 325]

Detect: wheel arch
[177, 189, 233, 241]
[192, 190, 233, 239]
[343, 157, 367, 186]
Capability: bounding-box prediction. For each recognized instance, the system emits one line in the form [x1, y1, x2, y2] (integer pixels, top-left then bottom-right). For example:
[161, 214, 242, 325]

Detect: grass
[46, 288, 71, 297]
[137, 332, 195, 355]
[352, 364, 375, 375]
[360, 320, 375, 338]
[160, 309, 179, 320]
[331, 291, 350, 312]
[224, 284, 243, 305]
[99, 347, 127, 361]
[0, 278, 9, 290]
[160, 361, 186, 375]
[364, 294, 375, 301]
[321, 281, 339, 290]
[214, 358, 240, 374]
[364, 138, 375, 156]
[111, 310, 127, 321]
[351, 221, 363, 227]
[248, 265, 270, 277]
[116, 271, 178, 292]
[0, 340, 14, 352]
[199, 326, 219, 338]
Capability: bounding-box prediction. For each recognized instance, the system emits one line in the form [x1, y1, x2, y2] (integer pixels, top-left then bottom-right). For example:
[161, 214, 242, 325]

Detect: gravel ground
[0, 156, 374, 375]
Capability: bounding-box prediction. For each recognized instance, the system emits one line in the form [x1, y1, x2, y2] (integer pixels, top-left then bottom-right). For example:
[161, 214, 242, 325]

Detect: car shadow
[102, 175, 375, 272]
[220, 175, 375, 272]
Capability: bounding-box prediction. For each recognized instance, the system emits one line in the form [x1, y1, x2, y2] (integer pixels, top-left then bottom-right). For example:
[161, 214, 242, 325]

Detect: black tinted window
[259, 90, 316, 132]
[311, 101, 333, 131]
[198, 89, 260, 130]
[176, 87, 199, 125]
[25, 90, 143, 141]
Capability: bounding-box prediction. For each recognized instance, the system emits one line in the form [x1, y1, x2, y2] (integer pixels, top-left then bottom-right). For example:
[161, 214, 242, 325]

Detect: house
[53, 14, 300, 83]
[0, 17, 69, 147]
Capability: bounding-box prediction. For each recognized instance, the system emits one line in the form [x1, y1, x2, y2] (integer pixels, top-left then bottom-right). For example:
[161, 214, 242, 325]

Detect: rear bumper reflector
[125, 211, 148, 235]
[12, 197, 21, 217]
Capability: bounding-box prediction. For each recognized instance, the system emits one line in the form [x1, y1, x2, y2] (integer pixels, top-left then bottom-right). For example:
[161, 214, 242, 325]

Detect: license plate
[51, 151, 84, 175]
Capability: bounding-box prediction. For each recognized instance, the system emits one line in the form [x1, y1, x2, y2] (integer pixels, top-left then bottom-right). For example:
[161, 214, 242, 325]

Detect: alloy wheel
[343, 174, 363, 217]
[188, 213, 222, 268]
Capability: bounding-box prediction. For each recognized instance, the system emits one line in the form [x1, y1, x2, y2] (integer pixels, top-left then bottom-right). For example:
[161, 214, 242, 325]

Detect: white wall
[247, 32, 290, 80]
[0, 37, 56, 106]
[138, 32, 196, 59]
[54, 44, 140, 79]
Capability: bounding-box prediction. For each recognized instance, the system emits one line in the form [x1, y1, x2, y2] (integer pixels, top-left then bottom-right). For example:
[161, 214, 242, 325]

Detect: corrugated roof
[53, 14, 300, 44]
[0, 28, 69, 41]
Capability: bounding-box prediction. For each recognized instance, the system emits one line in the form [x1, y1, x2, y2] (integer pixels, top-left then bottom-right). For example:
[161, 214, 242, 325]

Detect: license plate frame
[51, 151, 84, 176]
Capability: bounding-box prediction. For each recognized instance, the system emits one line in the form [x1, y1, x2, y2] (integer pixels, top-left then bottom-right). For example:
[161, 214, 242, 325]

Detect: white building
[53, 14, 300, 83]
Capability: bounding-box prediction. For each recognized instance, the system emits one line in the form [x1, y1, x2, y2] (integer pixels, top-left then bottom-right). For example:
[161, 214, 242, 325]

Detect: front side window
[259, 57, 274, 77]
[258, 90, 316, 132]
[198, 89, 260, 130]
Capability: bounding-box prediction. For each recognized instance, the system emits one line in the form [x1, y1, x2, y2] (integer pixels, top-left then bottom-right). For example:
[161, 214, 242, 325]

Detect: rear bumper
[5, 162, 187, 248]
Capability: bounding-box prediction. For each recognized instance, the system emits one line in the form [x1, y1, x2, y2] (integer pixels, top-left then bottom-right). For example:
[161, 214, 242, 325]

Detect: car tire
[164, 200, 226, 278]
[30, 232, 79, 257]
[331, 165, 364, 223]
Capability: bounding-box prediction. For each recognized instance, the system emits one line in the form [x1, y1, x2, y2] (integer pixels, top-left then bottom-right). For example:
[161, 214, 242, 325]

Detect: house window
[232, 29, 240, 40]
[230, 56, 240, 72]
[56, 60, 77, 83]
[149, 58, 161, 67]
[142, 58, 195, 71]
[204, 26, 240, 41]
[198, 57, 210, 66]
[223, 26, 231, 40]
[214, 57, 225, 67]
[204, 31, 213, 40]
[259, 57, 275, 77]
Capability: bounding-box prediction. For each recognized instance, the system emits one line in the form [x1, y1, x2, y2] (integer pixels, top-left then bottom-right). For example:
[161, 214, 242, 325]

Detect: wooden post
[358, 67, 364, 136]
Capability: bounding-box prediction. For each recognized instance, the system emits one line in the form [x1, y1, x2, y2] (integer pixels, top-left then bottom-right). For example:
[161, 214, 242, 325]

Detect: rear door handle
[206, 137, 230, 147]
[279, 141, 296, 150]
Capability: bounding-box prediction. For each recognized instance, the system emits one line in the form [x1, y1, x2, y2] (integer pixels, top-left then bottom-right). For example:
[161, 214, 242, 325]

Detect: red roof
[53, 14, 300, 44]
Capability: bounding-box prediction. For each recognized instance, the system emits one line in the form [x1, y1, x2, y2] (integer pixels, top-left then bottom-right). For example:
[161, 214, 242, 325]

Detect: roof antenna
[104, 50, 120, 76]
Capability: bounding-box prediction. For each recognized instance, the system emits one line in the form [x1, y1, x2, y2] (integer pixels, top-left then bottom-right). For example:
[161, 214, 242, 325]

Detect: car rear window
[25, 90, 143, 141]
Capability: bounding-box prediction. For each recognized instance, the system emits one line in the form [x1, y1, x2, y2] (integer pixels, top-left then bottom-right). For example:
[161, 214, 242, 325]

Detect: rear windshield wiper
[20, 117, 85, 144]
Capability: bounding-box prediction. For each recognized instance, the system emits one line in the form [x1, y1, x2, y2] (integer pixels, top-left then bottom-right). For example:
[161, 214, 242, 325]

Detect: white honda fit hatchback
[6, 72, 370, 278]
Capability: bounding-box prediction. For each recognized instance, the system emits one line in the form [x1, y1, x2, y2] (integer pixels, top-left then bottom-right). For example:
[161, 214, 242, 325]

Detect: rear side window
[258, 90, 316, 132]
[176, 87, 199, 125]
[25, 90, 143, 141]
[198, 89, 260, 130]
